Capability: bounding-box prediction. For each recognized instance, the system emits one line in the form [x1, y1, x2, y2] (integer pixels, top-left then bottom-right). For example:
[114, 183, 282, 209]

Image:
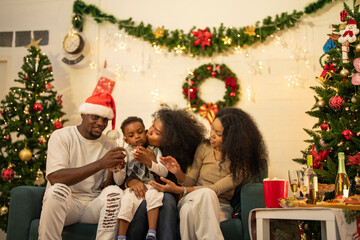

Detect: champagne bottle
[335, 152, 350, 198]
[305, 155, 318, 204]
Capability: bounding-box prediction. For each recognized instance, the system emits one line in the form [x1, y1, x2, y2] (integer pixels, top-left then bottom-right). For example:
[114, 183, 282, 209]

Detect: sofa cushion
[29, 219, 98, 240]
[220, 218, 243, 240]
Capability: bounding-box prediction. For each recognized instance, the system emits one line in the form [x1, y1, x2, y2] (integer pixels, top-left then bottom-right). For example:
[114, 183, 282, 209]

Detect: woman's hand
[134, 146, 156, 167]
[149, 177, 183, 194]
[160, 156, 182, 175]
[127, 178, 148, 199]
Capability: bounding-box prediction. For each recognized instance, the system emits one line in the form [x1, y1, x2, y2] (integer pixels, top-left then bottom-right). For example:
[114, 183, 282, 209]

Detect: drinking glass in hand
[288, 170, 299, 197]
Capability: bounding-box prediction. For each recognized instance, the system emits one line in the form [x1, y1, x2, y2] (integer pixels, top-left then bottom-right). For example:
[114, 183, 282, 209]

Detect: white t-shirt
[46, 126, 116, 201]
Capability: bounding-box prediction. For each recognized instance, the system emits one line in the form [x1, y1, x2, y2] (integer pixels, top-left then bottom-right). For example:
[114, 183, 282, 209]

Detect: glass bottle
[354, 172, 360, 193]
[305, 155, 318, 204]
[335, 152, 350, 198]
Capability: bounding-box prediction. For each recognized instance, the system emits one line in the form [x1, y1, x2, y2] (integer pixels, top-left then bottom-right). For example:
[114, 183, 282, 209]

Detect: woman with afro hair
[124, 105, 206, 240]
[149, 107, 268, 240]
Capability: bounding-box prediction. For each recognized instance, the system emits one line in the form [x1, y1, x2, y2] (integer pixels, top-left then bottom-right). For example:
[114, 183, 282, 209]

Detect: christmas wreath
[182, 63, 240, 123]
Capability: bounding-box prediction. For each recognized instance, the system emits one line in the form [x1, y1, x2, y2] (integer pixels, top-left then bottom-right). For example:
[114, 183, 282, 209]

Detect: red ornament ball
[25, 76, 29, 80]
[27, 120, 32, 125]
[47, 66, 52, 70]
[53, 121, 63, 130]
[0, 110, 3, 114]
[342, 129, 354, 141]
[340, 10, 347, 22]
[211, 71, 217, 77]
[33, 103, 42, 112]
[5, 136, 9, 140]
[329, 95, 344, 111]
[44, 83, 52, 90]
[230, 92, 236, 97]
[206, 66, 212, 71]
[320, 122, 329, 131]
[189, 80, 194, 85]
[1, 168, 14, 181]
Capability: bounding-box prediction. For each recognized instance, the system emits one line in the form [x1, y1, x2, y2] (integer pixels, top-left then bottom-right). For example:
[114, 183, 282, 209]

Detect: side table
[252, 208, 340, 240]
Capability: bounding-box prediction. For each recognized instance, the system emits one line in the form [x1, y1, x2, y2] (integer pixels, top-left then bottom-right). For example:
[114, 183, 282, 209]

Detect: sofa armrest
[240, 183, 265, 240]
[6, 186, 45, 240]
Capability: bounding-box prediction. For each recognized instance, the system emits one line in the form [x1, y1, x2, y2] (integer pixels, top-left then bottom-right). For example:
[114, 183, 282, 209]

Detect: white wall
[0, 0, 350, 186]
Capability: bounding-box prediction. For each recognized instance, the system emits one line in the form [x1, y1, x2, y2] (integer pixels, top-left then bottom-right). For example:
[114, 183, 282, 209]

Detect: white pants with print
[117, 184, 163, 222]
[178, 188, 224, 240]
[38, 183, 123, 240]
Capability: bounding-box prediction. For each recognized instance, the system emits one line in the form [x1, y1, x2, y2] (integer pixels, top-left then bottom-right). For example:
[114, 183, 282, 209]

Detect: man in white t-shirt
[38, 92, 126, 240]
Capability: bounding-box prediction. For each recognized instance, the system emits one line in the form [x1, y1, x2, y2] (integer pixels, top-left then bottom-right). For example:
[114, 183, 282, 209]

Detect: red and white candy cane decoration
[342, 42, 349, 63]
[338, 19, 359, 63]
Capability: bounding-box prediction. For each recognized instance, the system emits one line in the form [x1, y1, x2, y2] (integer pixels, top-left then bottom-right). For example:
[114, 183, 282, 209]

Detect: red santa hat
[78, 92, 116, 130]
[348, 19, 357, 25]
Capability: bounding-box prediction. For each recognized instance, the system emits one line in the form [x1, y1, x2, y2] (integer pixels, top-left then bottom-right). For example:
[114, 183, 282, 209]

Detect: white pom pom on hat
[79, 92, 116, 130]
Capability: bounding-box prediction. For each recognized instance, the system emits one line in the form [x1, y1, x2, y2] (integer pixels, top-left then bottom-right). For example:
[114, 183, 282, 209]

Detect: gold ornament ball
[339, 24, 347, 30]
[317, 100, 325, 108]
[340, 68, 349, 77]
[356, 44, 360, 52]
[352, 96, 357, 103]
[19, 148, 32, 162]
[0, 205, 8, 215]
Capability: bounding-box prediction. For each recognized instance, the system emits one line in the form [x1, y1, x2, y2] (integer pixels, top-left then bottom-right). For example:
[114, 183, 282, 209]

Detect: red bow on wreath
[183, 87, 197, 99]
[310, 145, 330, 169]
[225, 76, 238, 91]
[191, 28, 214, 50]
[199, 102, 218, 124]
[320, 63, 335, 78]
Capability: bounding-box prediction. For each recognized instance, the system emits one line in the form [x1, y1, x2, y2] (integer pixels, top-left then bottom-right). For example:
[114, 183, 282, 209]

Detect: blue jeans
[126, 192, 179, 240]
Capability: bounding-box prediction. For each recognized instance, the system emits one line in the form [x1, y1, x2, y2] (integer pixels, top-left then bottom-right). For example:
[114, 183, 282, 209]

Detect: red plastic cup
[263, 180, 288, 208]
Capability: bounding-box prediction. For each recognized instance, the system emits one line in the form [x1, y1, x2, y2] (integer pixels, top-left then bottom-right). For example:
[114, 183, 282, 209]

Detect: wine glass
[106, 129, 121, 172]
[288, 170, 299, 197]
[297, 170, 308, 201]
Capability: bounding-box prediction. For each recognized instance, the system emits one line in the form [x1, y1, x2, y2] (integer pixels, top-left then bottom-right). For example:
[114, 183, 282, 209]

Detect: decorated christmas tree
[294, 1, 360, 188]
[0, 40, 67, 231]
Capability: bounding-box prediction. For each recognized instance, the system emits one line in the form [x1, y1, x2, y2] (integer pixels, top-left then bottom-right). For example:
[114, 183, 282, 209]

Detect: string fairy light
[246, 85, 255, 102]
[151, 89, 161, 105]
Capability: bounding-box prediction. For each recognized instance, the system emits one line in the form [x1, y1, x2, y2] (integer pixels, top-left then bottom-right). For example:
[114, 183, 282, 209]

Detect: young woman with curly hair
[149, 107, 268, 240]
[124, 105, 206, 240]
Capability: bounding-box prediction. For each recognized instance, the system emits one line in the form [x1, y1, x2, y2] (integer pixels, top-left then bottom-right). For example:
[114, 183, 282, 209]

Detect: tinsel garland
[71, 0, 342, 57]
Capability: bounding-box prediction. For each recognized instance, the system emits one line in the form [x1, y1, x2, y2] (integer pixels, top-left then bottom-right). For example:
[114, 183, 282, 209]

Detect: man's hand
[99, 147, 126, 169]
[128, 178, 148, 199]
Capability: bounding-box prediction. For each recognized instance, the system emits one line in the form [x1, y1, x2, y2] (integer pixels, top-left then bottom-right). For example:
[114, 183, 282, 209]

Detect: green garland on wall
[71, 0, 342, 57]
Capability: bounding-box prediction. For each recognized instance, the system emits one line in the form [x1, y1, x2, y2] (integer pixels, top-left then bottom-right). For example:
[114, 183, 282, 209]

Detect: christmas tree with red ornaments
[294, 1, 360, 192]
[0, 40, 67, 231]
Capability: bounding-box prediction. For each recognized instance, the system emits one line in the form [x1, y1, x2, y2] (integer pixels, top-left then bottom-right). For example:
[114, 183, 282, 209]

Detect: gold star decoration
[153, 27, 164, 39]
[244, 26, 256, 36]
[25, 38, 42, 49]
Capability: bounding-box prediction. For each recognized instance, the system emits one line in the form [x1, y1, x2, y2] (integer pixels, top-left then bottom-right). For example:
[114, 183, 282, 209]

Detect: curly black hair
[152, 105, 206, 173]
[120, 116, 145, 135]
[215, 107, 268, 181]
